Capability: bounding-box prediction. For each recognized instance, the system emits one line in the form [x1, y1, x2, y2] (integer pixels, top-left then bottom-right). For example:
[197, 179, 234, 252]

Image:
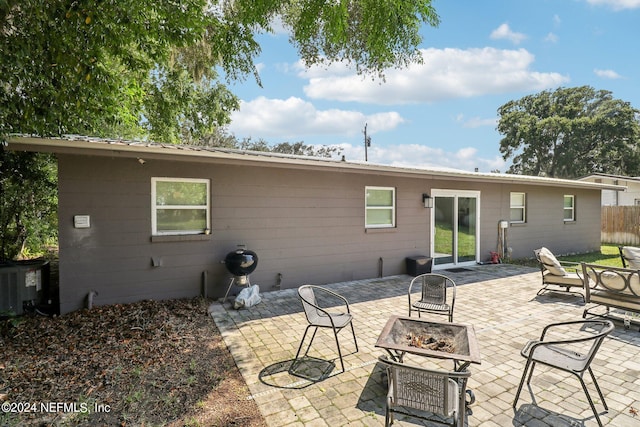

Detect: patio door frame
[430, 189, 481, 269]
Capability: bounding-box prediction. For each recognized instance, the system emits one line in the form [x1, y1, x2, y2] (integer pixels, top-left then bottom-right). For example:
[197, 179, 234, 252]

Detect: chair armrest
[558, 261, 580, 273]
[536, 319, 614, 343]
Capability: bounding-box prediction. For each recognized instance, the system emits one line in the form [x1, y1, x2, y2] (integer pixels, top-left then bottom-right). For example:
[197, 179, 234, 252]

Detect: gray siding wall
[496, 185, 601, 258]
[57, 154, 601, 313]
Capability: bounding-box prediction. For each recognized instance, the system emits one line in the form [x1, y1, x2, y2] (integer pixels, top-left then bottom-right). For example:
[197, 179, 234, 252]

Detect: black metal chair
[290, 285, 358, 374]
[513, 319, 615, 427]
[408, 273, 456, 322]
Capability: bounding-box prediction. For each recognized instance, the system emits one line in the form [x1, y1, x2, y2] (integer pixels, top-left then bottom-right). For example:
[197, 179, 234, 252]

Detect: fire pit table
[375, 315, 481, 427]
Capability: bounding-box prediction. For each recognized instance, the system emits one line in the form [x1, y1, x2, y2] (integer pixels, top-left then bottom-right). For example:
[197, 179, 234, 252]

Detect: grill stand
[222, 275, 251, 304]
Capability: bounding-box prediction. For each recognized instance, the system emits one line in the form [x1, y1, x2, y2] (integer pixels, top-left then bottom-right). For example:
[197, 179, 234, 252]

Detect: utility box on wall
[405, 256, 433, 277]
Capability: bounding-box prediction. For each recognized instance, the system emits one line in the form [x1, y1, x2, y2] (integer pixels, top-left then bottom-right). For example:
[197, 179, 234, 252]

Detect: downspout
[86, 290, 98, 309]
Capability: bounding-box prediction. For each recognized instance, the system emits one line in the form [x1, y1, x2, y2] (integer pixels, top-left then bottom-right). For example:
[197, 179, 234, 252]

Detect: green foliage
[283, 0, 440, 77]
[0, 0, 232, 140]
[0, 0, 439, 259]
[228, 136, 342, 158]
[497, 86, 640, 178]
[1, 0, 440, 141]
[0, 149, 57, 261]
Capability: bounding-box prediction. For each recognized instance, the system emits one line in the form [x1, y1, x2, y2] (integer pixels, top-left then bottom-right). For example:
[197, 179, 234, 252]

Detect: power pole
[363, 123, 371, 161]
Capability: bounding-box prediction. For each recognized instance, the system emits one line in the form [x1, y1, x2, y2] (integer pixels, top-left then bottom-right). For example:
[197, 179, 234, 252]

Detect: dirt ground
[0, 297, 267, 427]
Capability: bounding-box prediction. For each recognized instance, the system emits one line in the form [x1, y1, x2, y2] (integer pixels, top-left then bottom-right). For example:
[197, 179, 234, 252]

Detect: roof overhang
[6, 135, 626, 191]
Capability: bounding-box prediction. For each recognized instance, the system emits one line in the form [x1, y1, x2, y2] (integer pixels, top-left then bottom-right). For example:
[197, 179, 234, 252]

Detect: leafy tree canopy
[200, 133, 342, 157]
[497, 86, 640, 179]
[3, 0, 436, 259]
[1, 0, 439, 142]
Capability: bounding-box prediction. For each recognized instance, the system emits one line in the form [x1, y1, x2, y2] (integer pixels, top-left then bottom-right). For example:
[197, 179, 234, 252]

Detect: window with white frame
[152, 178, 210, 235]
[365, 186, 396, 228]
[564, 195, 575, 222]
[510, 192, 526, 223]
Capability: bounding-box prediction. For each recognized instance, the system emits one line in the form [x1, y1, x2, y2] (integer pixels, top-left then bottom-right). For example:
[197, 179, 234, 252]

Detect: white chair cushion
[622, 246, 640, 269]
[538, 247, 567, 276]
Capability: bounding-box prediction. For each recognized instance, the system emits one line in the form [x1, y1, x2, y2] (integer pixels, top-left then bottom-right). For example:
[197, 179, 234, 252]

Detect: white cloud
[490, 23, 527, 45]
[544, 32, 558, 43]
[594, 68, 623, 79]
[336, 143, 506, 172]
[229, 96, 405, 138]
[585, 0, 640, 10]
[457, 115, 498, 129]
[302, 47, 569, 105]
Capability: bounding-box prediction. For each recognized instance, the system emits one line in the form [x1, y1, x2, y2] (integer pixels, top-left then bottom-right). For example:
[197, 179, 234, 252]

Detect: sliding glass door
[431, 190, 480, 267]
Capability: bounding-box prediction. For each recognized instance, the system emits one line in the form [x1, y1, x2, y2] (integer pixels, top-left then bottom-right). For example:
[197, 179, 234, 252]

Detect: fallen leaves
[0, 298, 266, 426]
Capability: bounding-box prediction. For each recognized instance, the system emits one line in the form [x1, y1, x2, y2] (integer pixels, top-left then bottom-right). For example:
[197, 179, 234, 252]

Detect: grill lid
[224, 246, 258, 277]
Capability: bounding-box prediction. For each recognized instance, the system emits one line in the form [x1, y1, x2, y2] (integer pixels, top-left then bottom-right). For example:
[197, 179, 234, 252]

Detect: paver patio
[209, 264, 640, 426]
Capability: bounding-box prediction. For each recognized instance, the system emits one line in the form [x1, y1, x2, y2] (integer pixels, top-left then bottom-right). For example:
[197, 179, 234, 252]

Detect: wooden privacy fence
[602, 206, 640, 245]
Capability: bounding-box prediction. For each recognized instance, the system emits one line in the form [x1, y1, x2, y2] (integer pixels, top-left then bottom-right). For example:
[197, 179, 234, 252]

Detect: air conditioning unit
[0, 262, 43, 315]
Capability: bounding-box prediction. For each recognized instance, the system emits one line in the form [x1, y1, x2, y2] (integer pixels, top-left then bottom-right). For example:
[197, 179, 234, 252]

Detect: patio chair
[381, 355, 470, 427]
[290, 285, 358, 374]
[408, 273, 456, 322]
[619, 245, 640, 268]
[513, 319, 615, 427]
[534, 247, 585, 301]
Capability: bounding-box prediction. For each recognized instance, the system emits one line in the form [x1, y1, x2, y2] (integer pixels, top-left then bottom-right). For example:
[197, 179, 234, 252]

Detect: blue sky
[226, 0, 640, 172]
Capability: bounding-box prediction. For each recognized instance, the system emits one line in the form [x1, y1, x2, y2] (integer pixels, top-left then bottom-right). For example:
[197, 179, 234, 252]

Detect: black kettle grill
[222, 245, 258, 303]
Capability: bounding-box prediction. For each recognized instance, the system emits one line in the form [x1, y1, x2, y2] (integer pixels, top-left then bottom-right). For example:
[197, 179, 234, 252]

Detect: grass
[554, 244, 623, 266]
[511, 244, 623, 267]
[434, 224, 476, 259]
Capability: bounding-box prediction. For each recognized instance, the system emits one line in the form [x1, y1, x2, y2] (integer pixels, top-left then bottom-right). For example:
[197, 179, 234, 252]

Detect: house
[7, 135, 623, 314]
[578, 173, 638, 206]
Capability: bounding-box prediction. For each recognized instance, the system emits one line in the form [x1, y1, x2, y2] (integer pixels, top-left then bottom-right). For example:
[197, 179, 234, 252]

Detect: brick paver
[209, 264, 640, 426]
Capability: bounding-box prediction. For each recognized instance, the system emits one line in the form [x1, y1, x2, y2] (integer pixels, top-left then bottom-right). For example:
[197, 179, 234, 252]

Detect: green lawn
[434, 224, 476, 258]
[512, 244, 623, 268]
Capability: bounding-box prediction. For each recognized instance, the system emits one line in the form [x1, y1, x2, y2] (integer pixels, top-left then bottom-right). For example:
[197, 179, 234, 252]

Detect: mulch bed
[0, 297, 267, 426]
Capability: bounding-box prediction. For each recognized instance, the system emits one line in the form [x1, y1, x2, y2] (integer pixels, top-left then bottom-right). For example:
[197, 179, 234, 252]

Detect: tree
[1, 0, 439, 260]
[198, 132, 342, 157]
[1, 0, 439, 141]
[497, 86, 640, 178]
[0, 152, 57, 262]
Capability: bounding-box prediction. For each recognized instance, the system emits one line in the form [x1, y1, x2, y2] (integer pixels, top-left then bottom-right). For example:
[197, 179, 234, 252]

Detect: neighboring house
[578, 173, 639, 206]
[7, 136, 623, 314]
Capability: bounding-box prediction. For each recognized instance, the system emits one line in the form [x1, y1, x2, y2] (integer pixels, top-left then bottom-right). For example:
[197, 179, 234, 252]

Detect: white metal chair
[408, 273, 456, 322]
[382, 356, 469, 427]
[513, 319, 615, 427]
[290, 285, 358, 374]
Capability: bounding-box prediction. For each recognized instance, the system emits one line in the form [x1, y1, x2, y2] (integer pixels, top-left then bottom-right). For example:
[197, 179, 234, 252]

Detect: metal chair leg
[513, 359, 533, 407]
[332, 327, 345, 372]
[577, 374, 605, 427]
[291, 326, 314, 368]
[526, 361, 537, 384]
[587, 367, 608, 410]
[350, 322, 359, 352]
